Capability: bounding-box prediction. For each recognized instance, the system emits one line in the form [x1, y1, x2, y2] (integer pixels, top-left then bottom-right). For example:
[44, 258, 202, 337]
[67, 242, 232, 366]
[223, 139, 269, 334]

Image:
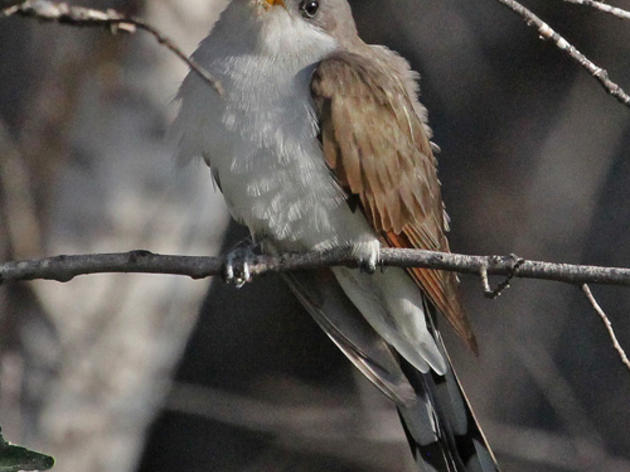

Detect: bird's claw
[222, 245, 256, 288]
[355, 241, 380, 274]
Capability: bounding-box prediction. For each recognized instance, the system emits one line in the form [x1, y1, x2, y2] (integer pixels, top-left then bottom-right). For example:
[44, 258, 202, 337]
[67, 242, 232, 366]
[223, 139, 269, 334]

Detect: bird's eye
[300, 0, 319, 18]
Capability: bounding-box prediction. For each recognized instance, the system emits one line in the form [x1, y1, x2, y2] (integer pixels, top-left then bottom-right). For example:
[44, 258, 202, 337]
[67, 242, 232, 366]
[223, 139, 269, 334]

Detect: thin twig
[493, 0, 630, 107]
[563, 0, 630, 21]
[2, 0, 224, 95]
[582, 284, 630, 372]
[480, 254, 524, 298]
[480, 264, 492, 294]
[4, 248, 630, 287]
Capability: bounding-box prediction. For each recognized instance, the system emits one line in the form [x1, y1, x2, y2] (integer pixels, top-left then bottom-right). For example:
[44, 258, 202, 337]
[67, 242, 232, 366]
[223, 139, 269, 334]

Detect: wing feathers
[283, 269, 417, 406]
[312, 50, 477, 351]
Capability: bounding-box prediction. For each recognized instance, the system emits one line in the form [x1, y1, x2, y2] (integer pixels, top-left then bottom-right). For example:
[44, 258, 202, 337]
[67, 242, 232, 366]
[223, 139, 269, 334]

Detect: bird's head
[214, 0, 360, 61]
[254, 0, 354, 32]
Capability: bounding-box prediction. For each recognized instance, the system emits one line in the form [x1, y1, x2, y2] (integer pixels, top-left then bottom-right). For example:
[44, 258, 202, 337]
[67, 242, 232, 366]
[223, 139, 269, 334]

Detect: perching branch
[492, 0, 630, 107]
[582, 284, 630, 372]
[4, 248, 630, 287]
[2, 0, 224, 95]
[3, 1, 630, 377]
[6, 248, 628, 374]
[563, 0, 630, 21]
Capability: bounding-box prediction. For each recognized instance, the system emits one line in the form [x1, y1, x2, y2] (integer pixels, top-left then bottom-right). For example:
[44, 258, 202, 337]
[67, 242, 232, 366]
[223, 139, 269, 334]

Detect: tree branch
[563, 0, 630, 21]
[2, 0, 224, 95]
[492, 0, 630, 107]
[4, 248, 630, 288]
[582, 284, 630, 372]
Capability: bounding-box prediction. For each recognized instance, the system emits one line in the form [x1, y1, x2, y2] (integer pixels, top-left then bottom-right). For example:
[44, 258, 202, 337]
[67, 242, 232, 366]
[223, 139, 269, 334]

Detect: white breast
[216, 57, 347, 248]
[174, 4, 377, 251]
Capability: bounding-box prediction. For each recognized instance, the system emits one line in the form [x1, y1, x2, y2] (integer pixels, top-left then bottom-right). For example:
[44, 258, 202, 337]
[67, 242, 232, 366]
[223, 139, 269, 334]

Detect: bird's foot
[222, 239, 260, 288]
[353, 240, 381, 274]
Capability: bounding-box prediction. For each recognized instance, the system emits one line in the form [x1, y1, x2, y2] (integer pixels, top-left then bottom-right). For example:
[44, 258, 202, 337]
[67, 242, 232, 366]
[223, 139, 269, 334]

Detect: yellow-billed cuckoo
[174, 0, 499, 470]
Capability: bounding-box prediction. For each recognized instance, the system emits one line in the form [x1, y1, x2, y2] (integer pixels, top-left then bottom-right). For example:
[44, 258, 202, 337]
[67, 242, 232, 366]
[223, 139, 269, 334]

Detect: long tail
[283, 269, 499, 471]
[398, 345, 497, 470]
[393, 297, 498, 472]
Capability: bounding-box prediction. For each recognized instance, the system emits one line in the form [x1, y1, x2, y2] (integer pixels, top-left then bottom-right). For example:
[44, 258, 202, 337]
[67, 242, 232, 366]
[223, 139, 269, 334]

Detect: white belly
[199, 56, 377, 252]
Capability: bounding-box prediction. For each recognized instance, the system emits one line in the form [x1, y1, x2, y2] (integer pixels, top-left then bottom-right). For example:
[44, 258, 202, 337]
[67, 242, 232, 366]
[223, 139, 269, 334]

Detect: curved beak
[264, 0, 286, 8]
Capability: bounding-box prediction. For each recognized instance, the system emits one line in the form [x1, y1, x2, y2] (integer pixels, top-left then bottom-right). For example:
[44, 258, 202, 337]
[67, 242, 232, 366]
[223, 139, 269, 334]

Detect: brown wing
[311, 51, 477, 352]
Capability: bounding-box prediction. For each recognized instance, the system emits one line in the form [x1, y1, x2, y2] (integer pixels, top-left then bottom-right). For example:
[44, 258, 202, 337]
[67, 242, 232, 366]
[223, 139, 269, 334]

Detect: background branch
[563, 0, 630, 21]
[2, 0, 224, 95]
[582, 284, 630, 372]
[4, 0, 630, 108]
[493, 0, 630, 106]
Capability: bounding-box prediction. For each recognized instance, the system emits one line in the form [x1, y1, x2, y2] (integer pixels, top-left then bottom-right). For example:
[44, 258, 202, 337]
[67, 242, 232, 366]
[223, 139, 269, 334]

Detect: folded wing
[311, 51, 476, 351]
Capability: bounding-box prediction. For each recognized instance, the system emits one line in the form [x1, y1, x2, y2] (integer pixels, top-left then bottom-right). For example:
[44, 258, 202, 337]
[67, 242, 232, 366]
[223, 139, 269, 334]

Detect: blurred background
[1, 0, 630, 471]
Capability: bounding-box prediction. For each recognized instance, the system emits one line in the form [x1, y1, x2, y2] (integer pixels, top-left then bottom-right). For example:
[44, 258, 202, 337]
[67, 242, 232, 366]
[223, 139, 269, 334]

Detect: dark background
[1, 1, 630, 471]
